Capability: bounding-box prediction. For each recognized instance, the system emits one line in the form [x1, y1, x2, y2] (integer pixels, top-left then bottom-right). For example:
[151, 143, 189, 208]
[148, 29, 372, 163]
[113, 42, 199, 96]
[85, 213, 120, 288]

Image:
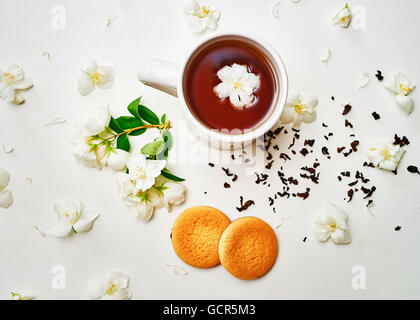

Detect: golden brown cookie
[171, 206, 231, 268]
[219, 216, 278, 280]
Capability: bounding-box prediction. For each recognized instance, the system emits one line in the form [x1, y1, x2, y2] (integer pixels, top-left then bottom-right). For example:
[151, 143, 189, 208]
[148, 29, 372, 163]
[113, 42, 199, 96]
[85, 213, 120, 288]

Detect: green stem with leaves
[106, 121, 171, 141]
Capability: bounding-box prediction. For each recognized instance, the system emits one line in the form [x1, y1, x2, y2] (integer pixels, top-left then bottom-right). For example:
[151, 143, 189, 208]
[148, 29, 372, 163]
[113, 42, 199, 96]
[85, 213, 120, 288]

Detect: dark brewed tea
[184, 39, 277, 131]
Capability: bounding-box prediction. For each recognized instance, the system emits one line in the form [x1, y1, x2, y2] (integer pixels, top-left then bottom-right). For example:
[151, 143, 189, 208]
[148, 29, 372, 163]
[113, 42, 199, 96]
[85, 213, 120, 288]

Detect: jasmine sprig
[107, 97, 184, 182]
[107, 97, 171, 153]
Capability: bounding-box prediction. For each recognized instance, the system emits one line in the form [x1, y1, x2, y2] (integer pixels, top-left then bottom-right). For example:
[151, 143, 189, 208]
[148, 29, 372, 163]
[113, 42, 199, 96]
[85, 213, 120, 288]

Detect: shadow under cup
[182, 35, 280, 136]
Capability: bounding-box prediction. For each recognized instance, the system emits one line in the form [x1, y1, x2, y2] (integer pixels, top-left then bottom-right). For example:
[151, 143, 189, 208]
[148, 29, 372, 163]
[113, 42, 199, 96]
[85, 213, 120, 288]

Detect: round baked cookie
[171, 206, 231, 268]
[219, 216, 278, 280]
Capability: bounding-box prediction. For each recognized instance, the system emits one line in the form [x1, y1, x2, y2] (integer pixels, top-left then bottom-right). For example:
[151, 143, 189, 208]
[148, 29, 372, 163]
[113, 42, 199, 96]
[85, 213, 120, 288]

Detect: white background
[0, 0, 419, 300]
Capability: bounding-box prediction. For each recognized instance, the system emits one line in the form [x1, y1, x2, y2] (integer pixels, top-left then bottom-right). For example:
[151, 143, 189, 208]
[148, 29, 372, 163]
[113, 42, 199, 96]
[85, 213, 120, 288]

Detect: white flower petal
[63, 200, 79, 215]
[203, 15, 219, 30]
[214, 64, 259, 108]
[78, 73, 95, 96]
[127, 153, 147, 171]
[83, 105, 111, 136]
[378, 160, 397, 171]
[0, 167, 10, 188]
[166, 264, 188, 276]
[319, 48, 331, 63]
[313, 218, 330, 242]
[242, 73, 260, 90]
[112, 288, 132, 300]
[72, 136, 97, 165]
[384, 80, 397, 94]
[396, 94, 414, 114]
[281, 93, 318, 127]
[0, 83, 16, 102]
[95, 66, 115, 89]
[214, 82, 232, 99]
[367, 140, 405, 171]
[42, 51, 51, 62]
[301, 111, 317, 124]
[184, 0, 200, 14]
[90, 272, 132, 300]
[274, 216, 292, 229]
[148, 187, 164, 208]
[5, 65, 24, 82]
[146, 160, 167, 179]
[1, 142, 14, 153]
[394, 72, 415, 95]
[134, 200, 154, 221]
[231, 64, 248, 81]
[313, 203, 350, 244]
[325, 203, 348, 224]
[333, 5, 351, 28]
[117, 173, 135, 198]
[109, 271, 129, 288]
[229, 91, 244, 108]
[272, 1, 281, 19]
[380, 148, 405, 171]
[301, 94, 319, 109]
[43, 117, 66, 127]
[366, 201, 376, 216]
[73, 211, 99, 233]
[107, 149, 129, 171]
[210, 8, 220, 19]
[331, 229, 351, 244]
[53, 202, 66, 219]
[188, 15, 205, 33]
[81, 59, 98, 73]
[47, 222, 72, 237]
[89, 280, 108, 299]
[10, 77, 33, 90]
[356, 70, 370, 89]
[279, 106, 296, 124]
[238, 89, 254, 106]
[366, 149, 383, 167]
[286, 92, 300, 105]
[162, 182, 186, 209]
[0, 189, 13, 209]
[33, 225, 46, 237]
[217, 65, 233, 82]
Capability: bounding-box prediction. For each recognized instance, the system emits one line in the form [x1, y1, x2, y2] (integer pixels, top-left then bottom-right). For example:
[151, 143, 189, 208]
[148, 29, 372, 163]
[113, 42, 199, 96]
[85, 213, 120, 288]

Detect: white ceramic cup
[137, 32, 288, 149]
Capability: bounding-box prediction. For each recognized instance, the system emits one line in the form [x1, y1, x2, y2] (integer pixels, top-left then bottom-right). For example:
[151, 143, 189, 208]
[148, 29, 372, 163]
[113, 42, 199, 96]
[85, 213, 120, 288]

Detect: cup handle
[137, 59, 180, 97]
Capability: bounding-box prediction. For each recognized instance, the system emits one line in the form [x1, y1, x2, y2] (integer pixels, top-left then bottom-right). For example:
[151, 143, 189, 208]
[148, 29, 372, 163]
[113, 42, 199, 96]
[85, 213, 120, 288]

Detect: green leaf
[141, 138, 165, 156]
[117, 134, 130, 152]
[140, 191, 149, 202]
[155, 184, 169, 191]
[139, 105, 159, 125]
[157, 131, 172, 160]
[160, 113, 166, 124]
[154, 184, 168, 196]
[164, 131, 172, 148]
[161, 167, 185, 182]
[127, 97, 142, 119]
[109, 117, 123, 133]
[116, 116, 146, 136]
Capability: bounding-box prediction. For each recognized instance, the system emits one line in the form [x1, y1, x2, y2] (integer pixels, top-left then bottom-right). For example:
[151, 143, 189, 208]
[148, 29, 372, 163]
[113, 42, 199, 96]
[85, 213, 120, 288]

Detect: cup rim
[177, 31, 288, 144]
